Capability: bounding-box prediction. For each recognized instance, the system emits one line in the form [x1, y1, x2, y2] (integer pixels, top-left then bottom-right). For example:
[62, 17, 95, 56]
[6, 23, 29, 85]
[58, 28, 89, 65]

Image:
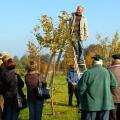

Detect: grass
[19, 74, 81, 120]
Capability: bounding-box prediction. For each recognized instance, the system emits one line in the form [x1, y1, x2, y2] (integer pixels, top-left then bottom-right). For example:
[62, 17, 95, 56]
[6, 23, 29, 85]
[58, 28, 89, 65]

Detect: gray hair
[77, 5, 84, 10]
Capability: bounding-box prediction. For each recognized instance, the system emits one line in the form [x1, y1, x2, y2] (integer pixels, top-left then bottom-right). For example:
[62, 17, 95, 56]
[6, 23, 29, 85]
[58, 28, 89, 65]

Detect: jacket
[109, 64, 120, 103]
[4, 70, 24, 106]
[66, 68, 79, 84]
[78, 64, 117, 111]
[69, 12, 88, 40]
[25, 72, 46, 102]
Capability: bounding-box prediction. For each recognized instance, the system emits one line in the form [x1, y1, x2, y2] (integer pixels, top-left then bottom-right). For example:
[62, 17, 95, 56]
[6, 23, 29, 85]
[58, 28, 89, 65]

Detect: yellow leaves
[85, 51, 95, 67]
[41, 15, 53, 32]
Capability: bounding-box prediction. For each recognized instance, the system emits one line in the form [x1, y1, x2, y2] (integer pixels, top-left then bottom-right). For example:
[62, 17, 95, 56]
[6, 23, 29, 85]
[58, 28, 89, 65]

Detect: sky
[0, 0, 120, 58]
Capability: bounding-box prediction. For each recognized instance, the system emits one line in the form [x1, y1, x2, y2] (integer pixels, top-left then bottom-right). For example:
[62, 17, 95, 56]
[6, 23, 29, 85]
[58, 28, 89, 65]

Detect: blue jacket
[66, 68, 79, 84]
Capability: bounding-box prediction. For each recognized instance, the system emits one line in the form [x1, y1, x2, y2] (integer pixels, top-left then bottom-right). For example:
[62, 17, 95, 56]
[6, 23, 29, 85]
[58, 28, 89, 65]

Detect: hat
[92, 55, 103, 61]
[2, 51, 10, 61]
[112, 54, 120, 59]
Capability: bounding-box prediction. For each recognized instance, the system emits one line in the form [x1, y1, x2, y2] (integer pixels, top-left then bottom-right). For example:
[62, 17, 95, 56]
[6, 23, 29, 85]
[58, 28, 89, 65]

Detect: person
[25, 61, 47, 120]
[0, 52, 11, 120]
[0, 53, 4, 120]
[2, 58, 24, 120]
[61, 6, 88, 61]
[66, 64, 79, 106]
[109, 54, 120, 120]
[78, 55, 117, 120]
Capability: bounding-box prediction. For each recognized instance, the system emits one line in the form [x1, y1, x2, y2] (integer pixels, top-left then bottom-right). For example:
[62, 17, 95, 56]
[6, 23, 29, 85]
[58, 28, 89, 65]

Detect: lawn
[19, 74, 81, 120]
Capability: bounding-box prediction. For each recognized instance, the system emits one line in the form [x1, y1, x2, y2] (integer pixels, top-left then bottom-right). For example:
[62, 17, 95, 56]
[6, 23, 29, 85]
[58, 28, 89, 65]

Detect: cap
[2, 51, 11, 61]
[92, 55, 103, 61]
[112, 54, 120, 59]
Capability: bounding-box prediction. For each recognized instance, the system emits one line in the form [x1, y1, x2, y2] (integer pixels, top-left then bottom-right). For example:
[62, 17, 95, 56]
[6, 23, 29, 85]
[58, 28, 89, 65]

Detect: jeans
[3, 105, 19, 120]
[28, 100, 44, 120]
[81, 110, 109, 120]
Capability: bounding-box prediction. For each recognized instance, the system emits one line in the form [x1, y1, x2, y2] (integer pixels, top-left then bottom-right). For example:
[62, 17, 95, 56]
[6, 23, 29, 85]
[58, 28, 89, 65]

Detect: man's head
[112, 53, 120, 64]
[76, 5, 84, 15]
[92, 55, 103, 66]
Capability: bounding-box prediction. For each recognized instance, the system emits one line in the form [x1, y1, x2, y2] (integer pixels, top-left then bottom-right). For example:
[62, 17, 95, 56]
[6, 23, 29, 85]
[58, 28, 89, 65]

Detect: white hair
[93, 59, 103, 66]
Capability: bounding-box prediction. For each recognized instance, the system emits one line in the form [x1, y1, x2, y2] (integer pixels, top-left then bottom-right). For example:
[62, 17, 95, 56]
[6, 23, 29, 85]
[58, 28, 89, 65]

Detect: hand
[72, 82, 77, 86]
[0, 95, 4, 111]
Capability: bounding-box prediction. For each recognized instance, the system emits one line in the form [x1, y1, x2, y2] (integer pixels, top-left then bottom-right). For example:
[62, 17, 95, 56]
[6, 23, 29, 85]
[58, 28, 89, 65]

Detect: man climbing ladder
[59, 5, 89, 78]
[60, 5, 88, 62]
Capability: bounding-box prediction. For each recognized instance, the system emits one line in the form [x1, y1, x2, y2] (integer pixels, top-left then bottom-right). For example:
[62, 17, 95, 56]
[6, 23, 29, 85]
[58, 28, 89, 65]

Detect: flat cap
[112, 54, 120, 59]
[92, 55, 103, 61]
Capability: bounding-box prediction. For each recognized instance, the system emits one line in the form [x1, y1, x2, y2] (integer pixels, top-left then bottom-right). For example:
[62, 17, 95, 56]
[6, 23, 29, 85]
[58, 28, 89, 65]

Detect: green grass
[19, 74, 81, 120]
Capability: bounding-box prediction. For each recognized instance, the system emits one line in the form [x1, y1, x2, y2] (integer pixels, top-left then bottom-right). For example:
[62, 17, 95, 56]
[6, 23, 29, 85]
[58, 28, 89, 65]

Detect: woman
[3, 58, 24, 120]
[25, 61, 47, 120]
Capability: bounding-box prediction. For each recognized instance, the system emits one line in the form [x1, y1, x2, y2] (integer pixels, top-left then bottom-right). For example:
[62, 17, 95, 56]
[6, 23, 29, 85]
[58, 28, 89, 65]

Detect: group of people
[0, 52, 47, 120]
[0, 4, 119, 120]
[66, 54, 120, 120]
[66, 5, 120, 120]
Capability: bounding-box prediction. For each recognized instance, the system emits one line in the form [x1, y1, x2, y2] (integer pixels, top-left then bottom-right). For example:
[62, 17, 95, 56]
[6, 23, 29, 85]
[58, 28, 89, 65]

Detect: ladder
[73, 48, 87, 79]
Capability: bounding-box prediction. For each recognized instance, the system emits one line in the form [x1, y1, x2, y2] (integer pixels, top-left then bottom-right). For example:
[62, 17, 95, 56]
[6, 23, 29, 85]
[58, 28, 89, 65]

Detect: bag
[37, 74, 50, 99]
[17, 93, 27, 109]
[37, 87, 50, 99]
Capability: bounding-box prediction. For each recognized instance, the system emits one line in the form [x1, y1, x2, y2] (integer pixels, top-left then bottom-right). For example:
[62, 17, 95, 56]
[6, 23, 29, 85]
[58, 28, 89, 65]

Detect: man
[59, 6, 88, 61]
[78, 55, 117, 120]
[66, 64, 79, 106]
[109, 54, 120, 120]
[70, 6, 88, 61]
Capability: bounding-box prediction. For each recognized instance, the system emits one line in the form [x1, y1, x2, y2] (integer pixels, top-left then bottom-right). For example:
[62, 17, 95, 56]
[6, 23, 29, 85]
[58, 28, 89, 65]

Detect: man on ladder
[68, 5, 89, 62]
[60, 5, 88, 75]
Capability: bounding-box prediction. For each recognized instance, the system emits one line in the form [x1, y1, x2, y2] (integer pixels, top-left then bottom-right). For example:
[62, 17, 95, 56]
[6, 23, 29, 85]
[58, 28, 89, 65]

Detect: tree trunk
[55, 49, 63, 72]
[44, 52, 55, 81]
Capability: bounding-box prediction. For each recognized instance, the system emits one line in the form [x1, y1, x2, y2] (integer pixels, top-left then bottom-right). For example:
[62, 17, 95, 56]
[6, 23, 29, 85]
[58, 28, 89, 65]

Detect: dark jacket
[0, 64, 7, 95]
[4, 69, 24, 106]
[25, 72, 46, 102]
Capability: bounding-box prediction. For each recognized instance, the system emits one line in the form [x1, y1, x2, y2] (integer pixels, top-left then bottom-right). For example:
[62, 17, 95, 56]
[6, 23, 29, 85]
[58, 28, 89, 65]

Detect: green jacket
[78, 64, 117, 111]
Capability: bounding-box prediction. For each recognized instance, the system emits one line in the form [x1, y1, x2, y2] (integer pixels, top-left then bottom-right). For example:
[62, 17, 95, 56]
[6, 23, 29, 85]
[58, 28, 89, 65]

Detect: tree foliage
[85, 32, 120, 67]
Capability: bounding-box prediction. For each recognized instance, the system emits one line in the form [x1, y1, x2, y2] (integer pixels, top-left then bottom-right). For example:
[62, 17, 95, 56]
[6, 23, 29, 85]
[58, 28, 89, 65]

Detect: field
[19, 74, 81, 120]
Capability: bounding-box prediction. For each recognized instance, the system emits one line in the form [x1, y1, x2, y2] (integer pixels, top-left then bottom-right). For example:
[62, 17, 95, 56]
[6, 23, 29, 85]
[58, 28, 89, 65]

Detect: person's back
[109, 54, 120, 120]
[79, 64, 116, 111]
[78, 55, 117, 120]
